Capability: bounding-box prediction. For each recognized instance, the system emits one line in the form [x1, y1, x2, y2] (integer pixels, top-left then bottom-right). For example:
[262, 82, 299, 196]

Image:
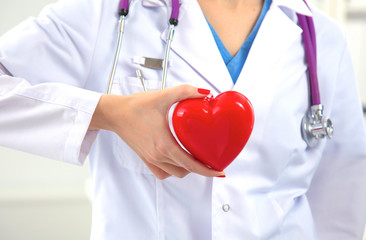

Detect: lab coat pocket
[111, 75, 162, 95]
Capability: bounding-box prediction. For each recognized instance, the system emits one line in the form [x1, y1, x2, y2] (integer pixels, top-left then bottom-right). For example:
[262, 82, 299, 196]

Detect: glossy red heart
[172, 91, 254, 171]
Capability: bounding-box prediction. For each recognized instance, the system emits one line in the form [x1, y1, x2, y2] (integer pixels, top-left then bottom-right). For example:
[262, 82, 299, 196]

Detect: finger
[143, 156, 190, 179]
[178, 155, 225, 177]
[154, 162, 190, 178]
[164, 139, 225, 177]
[161, 84, 211, 107]
[144, 149, 191, 178]
[143, 160, 172, 180]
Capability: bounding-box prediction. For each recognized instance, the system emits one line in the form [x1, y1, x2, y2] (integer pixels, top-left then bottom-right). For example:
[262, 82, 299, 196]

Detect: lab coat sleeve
[0, 0, 104, 165]
[0, 70, 101, 165]
[306, 39, 366, 239]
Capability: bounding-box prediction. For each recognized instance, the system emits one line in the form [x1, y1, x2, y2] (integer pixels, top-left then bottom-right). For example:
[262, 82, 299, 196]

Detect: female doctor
[1, 0, 366, 239]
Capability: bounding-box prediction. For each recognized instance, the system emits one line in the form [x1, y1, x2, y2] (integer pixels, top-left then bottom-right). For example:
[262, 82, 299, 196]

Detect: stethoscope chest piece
[301, 104, 334, 147]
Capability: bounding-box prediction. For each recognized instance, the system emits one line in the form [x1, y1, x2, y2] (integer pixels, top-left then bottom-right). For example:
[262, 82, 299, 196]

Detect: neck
[198, 0, 264, 56]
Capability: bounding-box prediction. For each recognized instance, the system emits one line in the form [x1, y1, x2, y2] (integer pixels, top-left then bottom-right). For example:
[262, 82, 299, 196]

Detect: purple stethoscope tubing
[171, 0, 180, 22]
[119, 0, 129, 14]
[297, 13, 321, 106]
[298, 0, 320, 106]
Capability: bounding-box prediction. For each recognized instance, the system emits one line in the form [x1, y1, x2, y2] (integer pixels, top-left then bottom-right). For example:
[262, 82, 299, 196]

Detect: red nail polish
[216, 174, 226, 178]
[197, 88, 211, 95]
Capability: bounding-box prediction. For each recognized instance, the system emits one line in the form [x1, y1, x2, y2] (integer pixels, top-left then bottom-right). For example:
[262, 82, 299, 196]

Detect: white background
[0, 0, 365, 239]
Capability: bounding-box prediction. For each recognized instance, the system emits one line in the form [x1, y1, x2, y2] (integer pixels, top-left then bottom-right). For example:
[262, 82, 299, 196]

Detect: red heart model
[172, 91, 254, 171]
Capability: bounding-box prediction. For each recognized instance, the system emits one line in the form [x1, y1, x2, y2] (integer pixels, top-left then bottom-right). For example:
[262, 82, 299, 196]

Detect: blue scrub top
[207, 0, 272, 83]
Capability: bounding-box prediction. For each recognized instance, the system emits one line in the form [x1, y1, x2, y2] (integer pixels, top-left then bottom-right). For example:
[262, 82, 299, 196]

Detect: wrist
[89, 94, 126, 132]
[89, 94, 106, 131]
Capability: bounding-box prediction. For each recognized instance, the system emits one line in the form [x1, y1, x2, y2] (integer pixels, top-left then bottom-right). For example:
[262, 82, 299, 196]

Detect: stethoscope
[297, 11, 334, 147]
[107, 0, 333, 148]
[107, 0, 180, 94]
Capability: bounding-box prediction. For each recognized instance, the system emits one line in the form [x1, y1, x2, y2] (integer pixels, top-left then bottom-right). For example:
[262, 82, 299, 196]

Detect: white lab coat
[0, 0, 365, 239]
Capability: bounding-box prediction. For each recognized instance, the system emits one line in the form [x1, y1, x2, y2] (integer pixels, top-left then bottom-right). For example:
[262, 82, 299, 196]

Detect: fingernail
[216, 172, 226, 178]
[197, 88, 211, 95]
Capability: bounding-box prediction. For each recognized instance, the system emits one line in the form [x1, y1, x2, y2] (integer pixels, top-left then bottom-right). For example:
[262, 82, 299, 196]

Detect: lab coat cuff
[64, 91, 102, 165]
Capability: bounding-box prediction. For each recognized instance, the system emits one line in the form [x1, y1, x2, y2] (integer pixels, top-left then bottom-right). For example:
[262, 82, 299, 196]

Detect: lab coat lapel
[233, 4, 303, 93]
[230, 4, 305, 143]
[160, 1, 234, 93]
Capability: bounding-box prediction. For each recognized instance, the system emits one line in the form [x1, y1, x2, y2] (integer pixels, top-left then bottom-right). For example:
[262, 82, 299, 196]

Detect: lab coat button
[222, 204, 230, 212]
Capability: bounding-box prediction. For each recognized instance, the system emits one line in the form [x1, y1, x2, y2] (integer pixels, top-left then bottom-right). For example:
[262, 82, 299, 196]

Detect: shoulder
[311, 7, 348, 52]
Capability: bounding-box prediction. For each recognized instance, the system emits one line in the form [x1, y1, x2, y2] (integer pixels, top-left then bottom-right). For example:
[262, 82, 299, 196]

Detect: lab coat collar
[272, 0, 312, 16]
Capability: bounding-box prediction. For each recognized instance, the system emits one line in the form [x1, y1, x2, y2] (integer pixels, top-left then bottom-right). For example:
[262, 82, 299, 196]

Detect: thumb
[163, 84, 211, 105]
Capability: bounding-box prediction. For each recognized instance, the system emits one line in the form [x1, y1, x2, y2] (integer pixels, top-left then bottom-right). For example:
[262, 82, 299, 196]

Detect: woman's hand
[89, 84, 225, 180]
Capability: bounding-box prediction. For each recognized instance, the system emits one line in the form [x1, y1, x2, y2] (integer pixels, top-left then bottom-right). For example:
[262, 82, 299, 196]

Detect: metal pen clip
[136, 69, 147, 92]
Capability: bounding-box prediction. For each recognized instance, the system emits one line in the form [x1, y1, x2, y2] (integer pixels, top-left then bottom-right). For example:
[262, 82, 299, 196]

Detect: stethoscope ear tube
[107, 15, 127, 94]
[108, 0, 180, 93]
[107, 0, 130, 94]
